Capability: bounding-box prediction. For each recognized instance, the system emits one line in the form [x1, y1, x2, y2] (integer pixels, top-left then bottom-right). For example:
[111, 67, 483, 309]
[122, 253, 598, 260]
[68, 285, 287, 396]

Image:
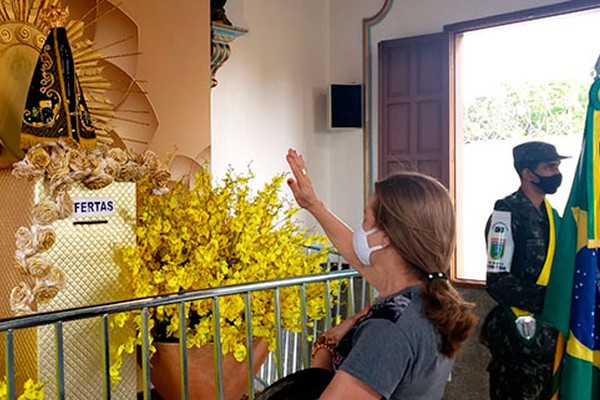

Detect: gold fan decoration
[0, 0, 132, 164]
[0, 1, 159, 313]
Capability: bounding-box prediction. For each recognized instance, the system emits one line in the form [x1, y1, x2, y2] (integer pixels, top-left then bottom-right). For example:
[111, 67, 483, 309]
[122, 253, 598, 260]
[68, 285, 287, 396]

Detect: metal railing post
[244, 292, 255, 399]
[101, 315, 111, 400]
[274, 288, 283, 380]
[300, 284, 309, 369]
[54, 322, 65, 400]
[5, 330, 15, 400]
[0, 269, 360, 398]
[213, 296, 224, 400]
[141, 308, 151, 400]
[179, 302, 189, 400]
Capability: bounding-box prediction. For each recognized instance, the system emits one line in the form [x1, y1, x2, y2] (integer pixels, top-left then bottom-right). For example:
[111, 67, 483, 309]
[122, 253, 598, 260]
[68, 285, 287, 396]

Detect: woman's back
[334, 287, 453, 400]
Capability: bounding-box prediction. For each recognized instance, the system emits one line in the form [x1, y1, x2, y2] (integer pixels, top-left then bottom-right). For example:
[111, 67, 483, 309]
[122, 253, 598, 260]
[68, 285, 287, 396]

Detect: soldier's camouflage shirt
[484, 189, 559, 314]
[481, 190, 560, 367]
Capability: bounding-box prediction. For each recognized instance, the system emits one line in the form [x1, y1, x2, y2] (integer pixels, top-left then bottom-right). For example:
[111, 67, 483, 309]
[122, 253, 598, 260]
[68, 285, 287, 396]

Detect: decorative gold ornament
[0, 1, 129, 165]
[10, 139, 171, 315]
[39, 5, 70, 29]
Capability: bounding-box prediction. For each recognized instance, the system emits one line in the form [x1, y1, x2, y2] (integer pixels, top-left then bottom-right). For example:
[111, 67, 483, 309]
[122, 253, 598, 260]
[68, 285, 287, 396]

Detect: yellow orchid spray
[110, 166, 343, 383]
[0, 378, 44, 400]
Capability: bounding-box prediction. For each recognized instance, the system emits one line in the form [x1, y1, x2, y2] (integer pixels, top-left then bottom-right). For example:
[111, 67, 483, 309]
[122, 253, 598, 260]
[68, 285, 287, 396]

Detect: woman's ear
[381, 232, 392, 248]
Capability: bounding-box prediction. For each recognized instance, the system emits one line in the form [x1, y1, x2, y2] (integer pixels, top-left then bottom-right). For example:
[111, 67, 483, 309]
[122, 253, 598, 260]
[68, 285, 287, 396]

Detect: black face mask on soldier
[532, 171, 562, 194]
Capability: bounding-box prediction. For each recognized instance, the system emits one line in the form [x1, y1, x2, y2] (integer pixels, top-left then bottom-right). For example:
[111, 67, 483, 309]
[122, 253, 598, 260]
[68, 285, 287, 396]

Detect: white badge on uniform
[486, 210, 514, 274]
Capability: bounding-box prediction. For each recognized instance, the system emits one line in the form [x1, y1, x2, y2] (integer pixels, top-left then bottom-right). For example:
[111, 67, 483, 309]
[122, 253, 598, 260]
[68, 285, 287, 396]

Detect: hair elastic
[425, 272, 448, 281]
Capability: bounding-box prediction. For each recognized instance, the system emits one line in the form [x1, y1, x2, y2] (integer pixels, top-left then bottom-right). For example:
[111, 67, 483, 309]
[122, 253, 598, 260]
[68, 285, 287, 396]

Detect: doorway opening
[454, 9, 600, 281]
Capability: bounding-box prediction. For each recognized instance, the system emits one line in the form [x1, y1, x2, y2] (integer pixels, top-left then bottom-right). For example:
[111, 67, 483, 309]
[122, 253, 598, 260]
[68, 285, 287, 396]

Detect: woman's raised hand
[286, 149, 358, 267]
[285, 149, 321, 211]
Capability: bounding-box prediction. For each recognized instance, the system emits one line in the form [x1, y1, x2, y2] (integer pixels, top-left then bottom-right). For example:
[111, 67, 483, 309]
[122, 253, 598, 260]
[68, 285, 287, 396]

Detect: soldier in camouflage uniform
[480, 142, 569, 400]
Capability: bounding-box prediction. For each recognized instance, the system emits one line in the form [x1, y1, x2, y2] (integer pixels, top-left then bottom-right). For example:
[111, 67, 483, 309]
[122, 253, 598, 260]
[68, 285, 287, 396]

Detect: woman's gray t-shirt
[333, 286, 453, 400]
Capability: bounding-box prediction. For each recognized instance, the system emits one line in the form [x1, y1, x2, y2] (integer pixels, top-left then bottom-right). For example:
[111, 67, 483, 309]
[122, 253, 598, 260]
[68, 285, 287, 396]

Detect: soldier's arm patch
[487, 210, 514, 273]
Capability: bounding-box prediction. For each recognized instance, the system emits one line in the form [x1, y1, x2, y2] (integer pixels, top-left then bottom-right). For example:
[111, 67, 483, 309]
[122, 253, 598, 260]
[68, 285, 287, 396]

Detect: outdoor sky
[461, 9, 600, 102]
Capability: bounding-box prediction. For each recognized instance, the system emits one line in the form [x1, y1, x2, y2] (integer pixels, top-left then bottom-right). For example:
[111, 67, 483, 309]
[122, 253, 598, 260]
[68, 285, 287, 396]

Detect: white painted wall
[211, 0, 385, 229]
[211, 0, 330, 229]
[211, 0, 574, 230]
[327, 0, 385, 225]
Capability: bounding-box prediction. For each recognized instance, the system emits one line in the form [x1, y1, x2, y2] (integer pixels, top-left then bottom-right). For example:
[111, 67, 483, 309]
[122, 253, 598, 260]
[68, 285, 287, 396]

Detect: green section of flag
[540, 77, 600, 399]
[559, 355, 600, 399]
[540, 211, 577, 335]
[541, 78, 596, 335]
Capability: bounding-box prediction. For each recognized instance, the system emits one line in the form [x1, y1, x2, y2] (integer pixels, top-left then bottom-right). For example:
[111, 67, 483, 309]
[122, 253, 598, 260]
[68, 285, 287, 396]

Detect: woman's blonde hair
[374, 172, 477, 357]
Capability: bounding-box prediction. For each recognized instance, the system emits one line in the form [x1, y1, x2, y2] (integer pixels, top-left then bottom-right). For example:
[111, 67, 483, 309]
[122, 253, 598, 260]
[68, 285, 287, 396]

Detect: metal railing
[0, 264, 371, 400]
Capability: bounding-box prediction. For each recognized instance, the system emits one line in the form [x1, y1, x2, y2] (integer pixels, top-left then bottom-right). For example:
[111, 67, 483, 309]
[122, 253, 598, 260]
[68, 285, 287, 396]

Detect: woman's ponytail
[374, 173, 478, 358]
[422, 279, 478, 357]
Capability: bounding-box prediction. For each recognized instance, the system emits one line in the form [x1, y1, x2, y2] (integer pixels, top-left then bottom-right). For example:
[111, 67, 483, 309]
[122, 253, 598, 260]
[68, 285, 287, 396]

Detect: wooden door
[378, 33, 450, 187]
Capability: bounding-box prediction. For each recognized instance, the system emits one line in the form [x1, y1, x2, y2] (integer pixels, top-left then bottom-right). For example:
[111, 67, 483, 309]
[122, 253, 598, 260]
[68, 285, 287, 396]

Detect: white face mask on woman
[352, 224, 384, 266]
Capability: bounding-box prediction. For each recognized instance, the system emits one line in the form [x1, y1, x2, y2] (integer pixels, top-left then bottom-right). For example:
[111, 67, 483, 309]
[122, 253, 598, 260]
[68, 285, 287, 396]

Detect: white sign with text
[72, 197, 116, 218]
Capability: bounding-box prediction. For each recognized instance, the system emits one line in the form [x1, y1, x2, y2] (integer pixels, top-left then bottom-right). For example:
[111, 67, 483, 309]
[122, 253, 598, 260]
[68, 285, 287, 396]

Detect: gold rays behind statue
[0, 0, 150, 165]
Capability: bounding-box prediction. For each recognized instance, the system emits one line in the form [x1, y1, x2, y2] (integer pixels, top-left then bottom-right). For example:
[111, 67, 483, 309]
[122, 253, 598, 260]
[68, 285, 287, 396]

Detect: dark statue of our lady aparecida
[20, 6, 97, 151]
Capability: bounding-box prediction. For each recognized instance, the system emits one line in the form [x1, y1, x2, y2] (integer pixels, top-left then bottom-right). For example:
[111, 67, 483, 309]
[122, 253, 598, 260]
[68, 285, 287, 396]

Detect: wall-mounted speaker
[328, 84, 363, 129]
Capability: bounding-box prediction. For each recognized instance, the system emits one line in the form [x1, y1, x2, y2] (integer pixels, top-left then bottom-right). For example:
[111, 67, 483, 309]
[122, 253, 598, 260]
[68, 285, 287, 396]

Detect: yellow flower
[17, 379, 44, 400]
[0, 377, 44, 400]
[111, 165, 341, 381]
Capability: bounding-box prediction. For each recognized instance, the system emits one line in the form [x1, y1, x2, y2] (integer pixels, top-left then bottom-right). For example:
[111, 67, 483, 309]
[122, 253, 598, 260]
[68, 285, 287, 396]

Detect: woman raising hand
[281, 149, 478, 400]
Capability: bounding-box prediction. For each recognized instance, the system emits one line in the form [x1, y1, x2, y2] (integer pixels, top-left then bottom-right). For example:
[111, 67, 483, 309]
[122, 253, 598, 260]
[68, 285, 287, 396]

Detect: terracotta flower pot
[150, 340, 269, 400]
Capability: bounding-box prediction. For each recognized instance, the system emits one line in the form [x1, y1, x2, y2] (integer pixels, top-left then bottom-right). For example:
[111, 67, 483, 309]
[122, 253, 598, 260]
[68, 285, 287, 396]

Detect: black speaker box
[328, 84, 363, 129]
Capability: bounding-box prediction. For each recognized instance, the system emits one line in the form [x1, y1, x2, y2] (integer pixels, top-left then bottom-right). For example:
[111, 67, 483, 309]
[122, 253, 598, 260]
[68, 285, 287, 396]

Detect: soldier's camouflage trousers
[488, 358, 553, 400]
[481, 305, 558, 400]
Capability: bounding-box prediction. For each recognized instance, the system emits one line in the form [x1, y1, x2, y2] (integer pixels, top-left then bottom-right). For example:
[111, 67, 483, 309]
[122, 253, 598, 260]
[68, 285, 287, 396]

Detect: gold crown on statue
[39, 5, 70, 30]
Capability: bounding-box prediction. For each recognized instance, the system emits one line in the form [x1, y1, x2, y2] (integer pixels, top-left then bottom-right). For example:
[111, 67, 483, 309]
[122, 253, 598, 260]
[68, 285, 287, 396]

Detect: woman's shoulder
[370, 287, 428, 323]
[361, 288, 437, 342]
[368, 289, 416, 324]
[347, 295, 451, 398]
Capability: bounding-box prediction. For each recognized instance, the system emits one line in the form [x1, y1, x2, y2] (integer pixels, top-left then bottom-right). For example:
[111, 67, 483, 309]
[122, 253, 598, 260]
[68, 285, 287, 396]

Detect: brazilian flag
[541, 77, 600, 399]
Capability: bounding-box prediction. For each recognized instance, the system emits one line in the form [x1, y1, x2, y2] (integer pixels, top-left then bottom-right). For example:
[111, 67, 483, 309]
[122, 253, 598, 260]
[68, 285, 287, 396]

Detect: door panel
[387, 103, 410, 153]
[378, 33, 449, 187]
[417, 101, 442, 151]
